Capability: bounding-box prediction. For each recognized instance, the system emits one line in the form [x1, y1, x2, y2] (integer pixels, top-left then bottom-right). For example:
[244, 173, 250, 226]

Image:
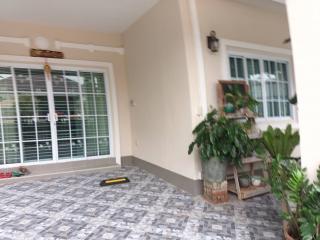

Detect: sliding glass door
[0, 65, 111, 166]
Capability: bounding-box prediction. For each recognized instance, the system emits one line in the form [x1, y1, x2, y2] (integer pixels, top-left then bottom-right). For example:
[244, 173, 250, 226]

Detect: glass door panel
[93, 73, 106, 93]
[99, 137, 110, 155]
[21, 117, 36, 141]
[23, 141, 37, 162]
[0, 67, 14, 92]
[86, 138, 98, 157]
[5, 142, 20, 164]
[80, 71, 110, 157]
[15, 64, 32, 160]
[1, 93, 17, 117]
[58, 139, 71, 159]
[0, 145, 3, 165]
[52, 70, 70, 160]
[16, 68, 51, 163]
[0, 67, 20, 164]
[52, 70, 85, 159]
[38, 140, 52, 161]
[83, 94, 95, 115]
[31, 69, 48, 92]
[3, 118, 19, 142]
[97, 116, 109, 136]
[0, 67, 52, 164]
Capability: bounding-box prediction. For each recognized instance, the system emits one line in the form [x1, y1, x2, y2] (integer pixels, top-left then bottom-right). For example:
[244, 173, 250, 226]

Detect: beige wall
[196, 0, 294, 127]
[287, 0, 320, 180]
[124, 0, 200, 180]
[0, 21, 132, 156]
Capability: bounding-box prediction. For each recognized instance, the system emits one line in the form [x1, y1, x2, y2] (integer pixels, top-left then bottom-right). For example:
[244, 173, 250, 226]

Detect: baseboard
[0, 158, 118, 184]
[0, 165, 120, 185]
[121, 155, 134, 166]
[121, 156, 202, 196]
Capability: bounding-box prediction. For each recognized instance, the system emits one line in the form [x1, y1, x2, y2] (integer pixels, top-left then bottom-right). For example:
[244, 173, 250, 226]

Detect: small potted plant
[224, 90, 258, 115]
[188, 109, 252, 203]
[239, 174, 251, 188]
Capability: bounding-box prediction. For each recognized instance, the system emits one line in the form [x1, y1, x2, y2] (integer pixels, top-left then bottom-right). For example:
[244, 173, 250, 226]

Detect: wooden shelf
[227, 157, 270, 200]
[248, 132, 262, 139]
[242, 156, 263, 164]
[228, 180, 270, 200]
[224, 112, 255, 120]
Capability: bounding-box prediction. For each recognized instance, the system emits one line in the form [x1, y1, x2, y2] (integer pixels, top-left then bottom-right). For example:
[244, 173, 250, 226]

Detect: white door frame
[0, 55, 122, 166]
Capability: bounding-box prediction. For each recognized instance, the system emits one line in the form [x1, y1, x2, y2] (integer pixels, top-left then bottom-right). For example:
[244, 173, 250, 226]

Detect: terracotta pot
[281, 201, 297, 240]
[283, 221, 295, 240]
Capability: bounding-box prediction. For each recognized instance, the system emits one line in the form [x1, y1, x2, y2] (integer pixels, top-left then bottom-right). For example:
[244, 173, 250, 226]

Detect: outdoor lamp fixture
[207, 31, 219, 52]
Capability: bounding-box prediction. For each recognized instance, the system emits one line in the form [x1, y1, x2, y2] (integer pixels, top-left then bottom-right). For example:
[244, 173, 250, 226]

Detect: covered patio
[0, 0, 319, 239]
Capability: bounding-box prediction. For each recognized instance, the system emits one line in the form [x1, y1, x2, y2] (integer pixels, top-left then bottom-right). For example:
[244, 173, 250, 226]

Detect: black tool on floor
[100, 177, 130, 187]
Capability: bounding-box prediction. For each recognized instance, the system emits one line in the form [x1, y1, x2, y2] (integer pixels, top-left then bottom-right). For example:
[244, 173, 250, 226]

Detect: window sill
[255, 117, 299, 129]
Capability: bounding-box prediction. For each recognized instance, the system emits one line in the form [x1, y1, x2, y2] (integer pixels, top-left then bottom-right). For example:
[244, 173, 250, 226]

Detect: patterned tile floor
[0, 167, 283, 240]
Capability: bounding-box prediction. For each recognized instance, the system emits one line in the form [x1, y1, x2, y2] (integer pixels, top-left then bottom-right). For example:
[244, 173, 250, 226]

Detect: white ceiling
[235, 0, 286, 12]
[0, 0, 159, 33]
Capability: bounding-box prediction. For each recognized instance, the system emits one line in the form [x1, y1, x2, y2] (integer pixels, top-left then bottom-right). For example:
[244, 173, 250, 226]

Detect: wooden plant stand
[203, 179, 229, 204]
[227, 156, 270, 200]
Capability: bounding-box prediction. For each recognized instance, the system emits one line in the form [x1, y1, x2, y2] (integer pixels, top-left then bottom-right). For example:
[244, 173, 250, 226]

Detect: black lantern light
[207, 31, 219, 52]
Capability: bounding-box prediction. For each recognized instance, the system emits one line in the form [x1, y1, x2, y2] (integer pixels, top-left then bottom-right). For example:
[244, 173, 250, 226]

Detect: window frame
[0, 61, 116, 167]
[227, 51, 295, 122]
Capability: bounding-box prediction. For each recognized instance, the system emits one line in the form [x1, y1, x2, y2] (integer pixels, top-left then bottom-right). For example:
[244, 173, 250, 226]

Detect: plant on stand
[188, 109, 252, 203]
[224, 90, 258, 114]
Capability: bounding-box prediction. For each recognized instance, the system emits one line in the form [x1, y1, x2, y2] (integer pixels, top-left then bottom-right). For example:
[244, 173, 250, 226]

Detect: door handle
[47, 113, 58, 122]
[54, 112, 58, 122]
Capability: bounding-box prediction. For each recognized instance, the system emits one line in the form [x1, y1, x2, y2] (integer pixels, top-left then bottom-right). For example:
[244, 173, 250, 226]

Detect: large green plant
[188, 109, 252, 167]
[262, 125, 300, 159]
[267, 157, 320, 240]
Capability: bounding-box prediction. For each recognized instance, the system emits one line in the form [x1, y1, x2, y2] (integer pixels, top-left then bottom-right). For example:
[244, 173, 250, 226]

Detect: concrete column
[286, 0, 320, 181]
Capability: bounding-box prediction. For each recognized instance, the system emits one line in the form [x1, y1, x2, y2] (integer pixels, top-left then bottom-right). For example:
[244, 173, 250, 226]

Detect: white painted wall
[286, 0, 320, 181]
[124, 0, 201, 180]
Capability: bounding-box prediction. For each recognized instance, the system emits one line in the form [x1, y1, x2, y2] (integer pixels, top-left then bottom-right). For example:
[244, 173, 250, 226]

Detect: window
[229, 55, 291, 118]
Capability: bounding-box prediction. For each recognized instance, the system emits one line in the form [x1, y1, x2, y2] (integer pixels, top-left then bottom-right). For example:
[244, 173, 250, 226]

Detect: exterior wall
[196, 0, 296, 130]
[124, 0, 200, 180]
[0, 21, 132, 157]
[286, 0, 320, 180]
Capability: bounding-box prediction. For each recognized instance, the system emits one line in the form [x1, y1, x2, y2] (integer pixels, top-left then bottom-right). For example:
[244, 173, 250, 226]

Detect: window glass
[229, 56, 291, 118]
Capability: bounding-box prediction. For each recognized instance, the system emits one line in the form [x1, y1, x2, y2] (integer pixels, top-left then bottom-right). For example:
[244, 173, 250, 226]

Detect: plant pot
[224, 103, 235, 113]
[202, 157, 227, 183]
[283, 221, 295, 240]
[251, 176, 261, 186]
[239, 176, 250, 188]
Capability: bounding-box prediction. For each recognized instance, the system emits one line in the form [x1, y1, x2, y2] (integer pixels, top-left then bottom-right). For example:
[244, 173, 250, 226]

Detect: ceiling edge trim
[0, 36, 31, 47]
[55, 41, 125, 55]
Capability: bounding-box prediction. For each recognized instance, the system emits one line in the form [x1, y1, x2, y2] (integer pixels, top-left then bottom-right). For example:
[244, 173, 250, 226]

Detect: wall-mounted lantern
[207, 31, 219, 52]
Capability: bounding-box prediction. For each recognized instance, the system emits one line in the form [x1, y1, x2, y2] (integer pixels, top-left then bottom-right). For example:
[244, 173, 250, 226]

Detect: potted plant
[224, 90, 258, 114]
[267, 157, 320, 240]
[239, 173, 251, 188]
[289, 94, 298, 105]
[261, 125, 320, 239]
[188, 109, 252, 202]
